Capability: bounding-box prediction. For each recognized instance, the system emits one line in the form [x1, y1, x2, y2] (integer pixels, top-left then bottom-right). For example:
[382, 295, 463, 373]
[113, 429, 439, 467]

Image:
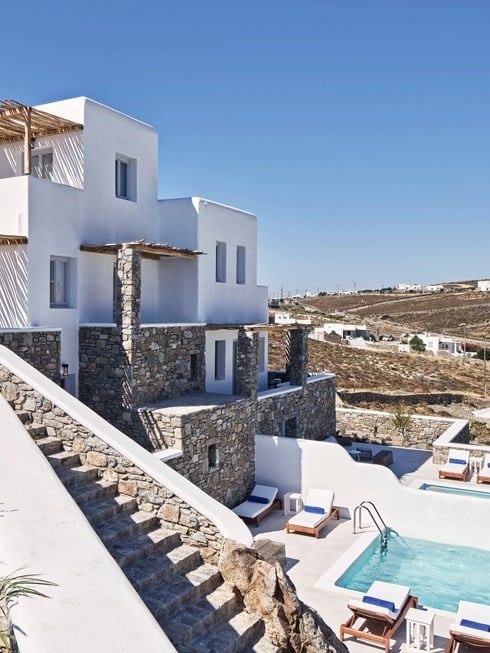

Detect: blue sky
[3, 1, 489, 293]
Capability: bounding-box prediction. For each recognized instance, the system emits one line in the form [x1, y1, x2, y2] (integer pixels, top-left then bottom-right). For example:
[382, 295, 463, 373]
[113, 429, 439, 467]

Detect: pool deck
[252, 508, 481, 653]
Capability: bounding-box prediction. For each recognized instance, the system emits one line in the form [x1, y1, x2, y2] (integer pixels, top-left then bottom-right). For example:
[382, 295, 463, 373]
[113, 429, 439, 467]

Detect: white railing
[0, 345, 253, 547]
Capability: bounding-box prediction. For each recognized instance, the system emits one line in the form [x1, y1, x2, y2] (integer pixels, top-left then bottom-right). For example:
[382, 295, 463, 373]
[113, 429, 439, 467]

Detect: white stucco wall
[255, 435, 490, 550]
[0, 245, 28, 327]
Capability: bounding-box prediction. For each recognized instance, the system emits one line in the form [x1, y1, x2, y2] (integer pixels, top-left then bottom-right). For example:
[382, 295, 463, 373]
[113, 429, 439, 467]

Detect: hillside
[268, 331, 488, 397]
[303, 290, 490, 339]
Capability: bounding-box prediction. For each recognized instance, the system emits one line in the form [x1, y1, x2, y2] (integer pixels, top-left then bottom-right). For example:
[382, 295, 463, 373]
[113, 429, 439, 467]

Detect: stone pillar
[113, 246, 141, 332]
[288, 327, 309, 388]
[235, 328, 259, 401]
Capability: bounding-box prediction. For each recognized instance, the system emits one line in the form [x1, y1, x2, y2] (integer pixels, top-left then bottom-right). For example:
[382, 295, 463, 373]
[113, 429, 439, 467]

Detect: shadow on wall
[0, 246, 27, 327]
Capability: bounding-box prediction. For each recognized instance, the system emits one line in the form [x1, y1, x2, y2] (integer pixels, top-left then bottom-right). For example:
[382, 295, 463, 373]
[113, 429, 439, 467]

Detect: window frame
[236, 245, 246, 285]
[215, 241, 227, 283]
[258, 335, 266, 373]
[115, 154, 137, 201]
[50, 256, 69, 308]
[214, 340, 226, 381]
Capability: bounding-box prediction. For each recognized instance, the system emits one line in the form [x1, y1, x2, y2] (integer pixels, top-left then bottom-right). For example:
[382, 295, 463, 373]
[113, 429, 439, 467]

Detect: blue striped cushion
[449, 458, 466, 465]
[304, 505, 325, 514]
[460, 619, 490, 632]
[248, 495, 268, 504]
[362, 596, 395, 612]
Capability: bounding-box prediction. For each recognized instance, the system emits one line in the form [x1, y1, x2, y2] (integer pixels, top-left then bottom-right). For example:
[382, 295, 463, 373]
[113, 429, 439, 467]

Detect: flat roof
[80, 240, 203, 260]
[0, 100, 83, 144]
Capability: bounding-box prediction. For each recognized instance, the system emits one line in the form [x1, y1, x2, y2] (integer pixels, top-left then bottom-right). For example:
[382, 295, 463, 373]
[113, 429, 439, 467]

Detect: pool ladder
[353, 501, 389, 551]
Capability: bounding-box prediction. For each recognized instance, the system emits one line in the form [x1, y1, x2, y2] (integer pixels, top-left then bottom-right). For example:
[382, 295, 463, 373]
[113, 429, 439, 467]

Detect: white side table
[469, 456, 482, 475]
[405, 607, 435, 652]
[283, 492, 303, 516]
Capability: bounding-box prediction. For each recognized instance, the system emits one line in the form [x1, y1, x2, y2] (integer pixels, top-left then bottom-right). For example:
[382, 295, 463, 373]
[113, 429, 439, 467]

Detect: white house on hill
[478, 279, 490, 292]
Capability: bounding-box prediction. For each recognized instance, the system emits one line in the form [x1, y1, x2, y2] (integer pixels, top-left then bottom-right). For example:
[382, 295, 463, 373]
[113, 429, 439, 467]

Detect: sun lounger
[232, 484, 278, 526]
[286, 488, 339, 538]
[445, 600, 490, 653]
[477, 454, 490, 485]
[439, 449, 469, 481]
[340, 581, 418, 653]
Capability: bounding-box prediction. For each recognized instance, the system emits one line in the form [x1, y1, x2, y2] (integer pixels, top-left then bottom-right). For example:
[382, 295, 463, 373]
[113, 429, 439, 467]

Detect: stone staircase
[16, 410, 277, 653]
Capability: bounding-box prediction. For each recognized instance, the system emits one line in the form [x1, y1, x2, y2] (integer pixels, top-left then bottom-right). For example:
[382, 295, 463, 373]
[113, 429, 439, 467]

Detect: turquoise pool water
[336, 533, 490, 612]
[420, 482, 490, 500]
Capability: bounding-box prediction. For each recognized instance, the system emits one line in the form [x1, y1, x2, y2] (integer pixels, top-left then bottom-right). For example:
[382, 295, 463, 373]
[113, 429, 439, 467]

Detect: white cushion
[304, 488, 334, 513]
[456, 600, 490, 626]
[288, 510, 328, 529]
[347, 598, 398, 621]
[450, 625, 490, 642]
[448, 449, 469, 464]
[252, 484, 278, 502]
[440, 462, 468, 475]
[348, 581, 410, 620]
[232, 485, 278, 520]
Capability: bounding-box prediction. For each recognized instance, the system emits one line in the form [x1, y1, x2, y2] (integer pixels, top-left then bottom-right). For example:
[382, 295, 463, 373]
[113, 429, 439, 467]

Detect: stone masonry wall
[0, 365, 223, 562]
[142, 399, 256, 507]
[257, 376, 336, 440]
[79, 325, 205, 439]
[336, 407, 469, 449]
[0, 330, 60, 383]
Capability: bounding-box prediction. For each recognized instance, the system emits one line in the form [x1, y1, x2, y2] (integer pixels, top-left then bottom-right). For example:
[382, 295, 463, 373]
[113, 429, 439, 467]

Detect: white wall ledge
[307, 373, 335, 383]
[0, 327, 62, 333]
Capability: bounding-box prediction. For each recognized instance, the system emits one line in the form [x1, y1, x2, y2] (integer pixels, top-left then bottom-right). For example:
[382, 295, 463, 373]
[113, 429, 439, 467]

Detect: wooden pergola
[0, 235, 27, 246]
[80, 240, 203, 261]
[0, 100, 83, 175]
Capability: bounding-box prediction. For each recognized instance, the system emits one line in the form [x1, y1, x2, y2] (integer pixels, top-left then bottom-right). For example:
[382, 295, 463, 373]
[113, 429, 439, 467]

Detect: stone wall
[141, 399, 256, 507]
[337, 407, 469, 449]
[338, 390, 467, 406]
[0, 365, 223, 562]
[257, 376, 336, 440]
[0, 329, 60, 383]
[79, 325, 205, 438]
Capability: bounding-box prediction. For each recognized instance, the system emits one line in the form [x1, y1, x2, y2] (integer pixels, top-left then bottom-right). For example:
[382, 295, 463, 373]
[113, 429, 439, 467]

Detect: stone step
[94, 510, 158, 545]
[125, 544, 201, 592]
[161, 583, 238, 646]
[83, 494, 138, 525]
[251, 634, 280, 652]
[47, 450, 81, 469]
[16, 410, 31, 424]
[110, 528, 181, 568]
[70, 478, 119, 505]
[26, 423, 48, 439]
[36, 436, 63, 455]
[144, 564, 222, 622]
[57, 464, 100, 488]
[182, 608, 264, 653]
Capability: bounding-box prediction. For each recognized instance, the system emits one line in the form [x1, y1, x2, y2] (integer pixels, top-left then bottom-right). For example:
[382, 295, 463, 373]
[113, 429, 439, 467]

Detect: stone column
[113, 246, 142, 333]
[288, 327, 309, 388]
[235, 328, 259, 401]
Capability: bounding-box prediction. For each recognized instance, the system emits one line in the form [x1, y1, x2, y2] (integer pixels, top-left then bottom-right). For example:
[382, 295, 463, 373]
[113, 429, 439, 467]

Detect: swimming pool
[420, 482, 490, 500]
[336, 533, 490, 612]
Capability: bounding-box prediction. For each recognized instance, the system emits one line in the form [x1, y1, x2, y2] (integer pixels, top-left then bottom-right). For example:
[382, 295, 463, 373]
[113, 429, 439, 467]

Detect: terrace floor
[252, 510, 461, 653]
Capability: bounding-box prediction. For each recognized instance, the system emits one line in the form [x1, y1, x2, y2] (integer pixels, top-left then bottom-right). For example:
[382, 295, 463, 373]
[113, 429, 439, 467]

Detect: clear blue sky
[3, 1, 489, 293]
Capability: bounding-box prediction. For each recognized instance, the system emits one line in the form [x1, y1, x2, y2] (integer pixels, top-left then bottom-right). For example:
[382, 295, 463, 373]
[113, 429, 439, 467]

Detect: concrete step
[26, 423, 48, 439]
[144, 564, 222, 622]
[47, 450, 81, 469]
[70, 478, 119, 505]
[83, 494, 138, 525]
[161, 583, 238, 646]
[94, 511, 158, 545]
[182, 607, 264, 653]
[57, 464, 99, 488]
[125, 544, 201, 592]
[16, 410, 31, 424]
[36, 436, 63, 455]
[110, 528, 181, 568]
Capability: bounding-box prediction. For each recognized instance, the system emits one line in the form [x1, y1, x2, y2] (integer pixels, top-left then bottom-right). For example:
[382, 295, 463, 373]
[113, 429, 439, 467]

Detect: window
[190, 353, 199, 381]
[208, 444, 219, 470]
[236, 245, 246, 284]
[115, 155, 136, 200]
[280, 416, 298, 438]
[258, 336, 266, 373]
[24, 149, 54, 180]
[50, 256, 69, 307]
[214, 340, 226, 380]
[216, 241, 227, 283]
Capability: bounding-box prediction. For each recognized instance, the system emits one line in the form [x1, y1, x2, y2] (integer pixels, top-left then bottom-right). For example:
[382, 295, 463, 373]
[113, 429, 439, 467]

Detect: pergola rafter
[0, 100, 83, 174]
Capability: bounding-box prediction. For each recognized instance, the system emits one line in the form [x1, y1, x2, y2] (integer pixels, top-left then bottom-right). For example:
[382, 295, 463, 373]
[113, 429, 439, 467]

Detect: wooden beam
[23, 107, 31, 175]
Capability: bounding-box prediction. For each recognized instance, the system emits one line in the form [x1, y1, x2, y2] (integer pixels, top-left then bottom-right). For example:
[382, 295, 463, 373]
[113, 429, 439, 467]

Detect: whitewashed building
[478, 279, 490, 292]
[271, 311, 311, 326]
[0, 97, 268, 394]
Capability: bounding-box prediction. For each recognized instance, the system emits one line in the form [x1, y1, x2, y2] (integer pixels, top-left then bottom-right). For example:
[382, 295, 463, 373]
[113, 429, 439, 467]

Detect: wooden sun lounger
[286, 506, 340, 538]
[445, 629, 490, 653]
[439, 467, 469, 481]
[477, 472, 490, 485]
[240, 498, 281, 526]
[340, 594, 418, 653]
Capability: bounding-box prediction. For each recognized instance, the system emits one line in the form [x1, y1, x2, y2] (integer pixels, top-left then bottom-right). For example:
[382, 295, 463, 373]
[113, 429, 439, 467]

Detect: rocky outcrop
[219, 541, 348, 653]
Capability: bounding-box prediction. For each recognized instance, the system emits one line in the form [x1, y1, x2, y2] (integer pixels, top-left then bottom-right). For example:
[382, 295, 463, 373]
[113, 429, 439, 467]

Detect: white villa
[400, 332, 463, 357]
[477, 279, 490, 292]
[1, 98, 489, 653]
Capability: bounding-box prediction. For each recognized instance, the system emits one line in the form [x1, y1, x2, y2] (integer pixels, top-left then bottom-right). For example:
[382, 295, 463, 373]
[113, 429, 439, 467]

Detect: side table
[405, 607, 435, 652]
[283, 492, 303, 516]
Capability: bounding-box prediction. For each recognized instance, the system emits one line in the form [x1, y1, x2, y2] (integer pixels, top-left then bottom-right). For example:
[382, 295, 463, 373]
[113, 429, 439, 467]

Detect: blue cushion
[304, 505, 325, 514]
[460, 619, 490, 632]
[487, 462, 490, 468]
[449, 458, 467, 465]
[362, 596, 395, 612]
[248, 495, 268, 504]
